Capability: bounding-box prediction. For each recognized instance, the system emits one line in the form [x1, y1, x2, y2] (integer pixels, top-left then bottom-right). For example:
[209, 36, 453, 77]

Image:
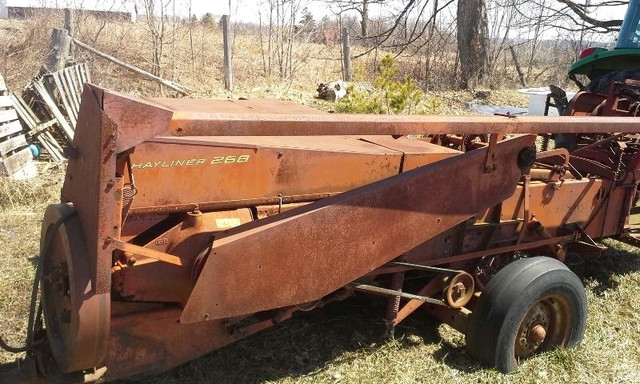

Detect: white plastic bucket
[517, 87, 576, 116]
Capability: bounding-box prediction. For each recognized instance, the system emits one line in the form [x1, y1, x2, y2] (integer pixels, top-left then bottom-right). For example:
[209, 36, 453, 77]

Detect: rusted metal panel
[149, 97, 326, 115]
[101, 308, 238, 381]
[500, 178, 605, 238]
[120, 213, 169, 242]
[113, 209, 253, 303]
[100, 85, 174, 153]
[360, 135, 462, 171]
[180, 135, 536, 323]
[126, 136, 403, 213]
[601, 187, 629, 237]
[60, 86, 119, 294]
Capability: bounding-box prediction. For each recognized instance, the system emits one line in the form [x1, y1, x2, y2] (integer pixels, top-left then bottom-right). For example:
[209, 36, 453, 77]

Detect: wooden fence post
[222, 15, 233, 91]
[64, 9, 75, 60]
[342, 27, 352, 82]
[46, 28, 71, 72]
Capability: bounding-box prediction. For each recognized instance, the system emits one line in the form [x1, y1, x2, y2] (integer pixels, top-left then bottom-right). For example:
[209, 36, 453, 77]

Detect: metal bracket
[484, 134, 498, 173]
[108, 238, 183, 266]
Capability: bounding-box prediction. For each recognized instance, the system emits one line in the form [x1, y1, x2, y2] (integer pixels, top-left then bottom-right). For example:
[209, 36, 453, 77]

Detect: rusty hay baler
[1, 82, 640, 382]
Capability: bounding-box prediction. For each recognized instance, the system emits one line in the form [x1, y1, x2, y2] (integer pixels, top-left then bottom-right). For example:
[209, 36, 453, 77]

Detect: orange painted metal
[500, 178, 606, 237]
[102, 307, 238, 381]
[60, 86, 120, 295]
[165, 111, 640, 136]
[180, 135, 535, 322]
[126, 136, 403, 213]
[360, 135, 462, 171]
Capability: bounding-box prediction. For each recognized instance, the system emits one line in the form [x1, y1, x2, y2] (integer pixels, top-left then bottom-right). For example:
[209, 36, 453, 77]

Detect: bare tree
[142, 0, 171, 77]
[457, 0, 488, 89]
[511, 0, 627, 33]
[327, 0, 387, 37]
[258, 0, 307, 79]
[556, 0, 625, 30]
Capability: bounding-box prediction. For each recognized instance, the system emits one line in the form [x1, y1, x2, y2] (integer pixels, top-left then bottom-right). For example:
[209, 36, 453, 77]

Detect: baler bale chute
[1, 82, 640, 382]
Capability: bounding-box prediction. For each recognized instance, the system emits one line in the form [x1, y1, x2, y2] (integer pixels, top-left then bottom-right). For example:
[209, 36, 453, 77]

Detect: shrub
[336, 55, 422, 114]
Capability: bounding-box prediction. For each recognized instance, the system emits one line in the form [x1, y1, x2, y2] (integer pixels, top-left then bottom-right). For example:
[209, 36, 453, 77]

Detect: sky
[4, 0, 630, 24]
[188, 0, 331, 21]
[179, 0, 626, 23]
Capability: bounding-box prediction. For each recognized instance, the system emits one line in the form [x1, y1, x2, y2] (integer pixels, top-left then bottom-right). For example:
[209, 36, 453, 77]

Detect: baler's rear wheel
[40, 204, 110, 373]
[465, 256, 586, 373]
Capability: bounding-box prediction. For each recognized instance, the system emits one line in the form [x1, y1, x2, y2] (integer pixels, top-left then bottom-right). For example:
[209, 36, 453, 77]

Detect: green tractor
[545, 1, 640, 147]
[569, 0, 640, 93]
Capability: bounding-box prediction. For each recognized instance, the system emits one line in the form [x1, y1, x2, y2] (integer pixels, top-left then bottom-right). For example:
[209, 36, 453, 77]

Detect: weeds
[0, 163, 64, 211]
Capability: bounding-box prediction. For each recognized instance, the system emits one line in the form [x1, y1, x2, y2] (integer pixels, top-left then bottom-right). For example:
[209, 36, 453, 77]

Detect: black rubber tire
[586, 69, 640, 95]
[466, 256, 587, 373]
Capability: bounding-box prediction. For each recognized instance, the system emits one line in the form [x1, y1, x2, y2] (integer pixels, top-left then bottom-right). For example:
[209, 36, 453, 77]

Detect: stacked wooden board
[0, 75, 35, 179]
[13, 62, 91, 162]
[0, 63, 91, 178]
[10, 93, 64, 162]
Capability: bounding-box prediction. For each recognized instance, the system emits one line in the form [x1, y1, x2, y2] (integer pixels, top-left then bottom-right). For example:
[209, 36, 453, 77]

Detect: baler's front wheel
[40, 204, 110, 373]
[465, 256, 587, 373]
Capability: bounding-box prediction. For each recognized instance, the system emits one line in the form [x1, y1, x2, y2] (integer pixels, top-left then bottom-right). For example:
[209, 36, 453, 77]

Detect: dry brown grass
[0, 163, 65, 365]
[1, 12, 569, 104]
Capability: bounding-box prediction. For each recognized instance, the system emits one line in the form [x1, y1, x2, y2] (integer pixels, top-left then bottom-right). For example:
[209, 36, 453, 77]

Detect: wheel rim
[514, 294, 572, 359]
[41, 204, 110, 373]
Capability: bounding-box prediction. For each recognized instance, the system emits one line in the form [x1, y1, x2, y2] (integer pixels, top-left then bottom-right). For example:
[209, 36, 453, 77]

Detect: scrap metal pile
[0, 80, 638, 382]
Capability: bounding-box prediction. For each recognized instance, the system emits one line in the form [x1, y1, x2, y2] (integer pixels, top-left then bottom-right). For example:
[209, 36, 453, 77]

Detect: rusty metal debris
[1, 81, 640, 382]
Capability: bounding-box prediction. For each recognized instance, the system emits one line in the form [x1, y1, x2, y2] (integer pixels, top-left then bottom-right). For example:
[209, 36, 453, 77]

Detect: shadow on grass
[116, 294, 478, 384]
[108, 244, 640, 384]
[430, 342, 481, 373]
[565, 238, 640, 295]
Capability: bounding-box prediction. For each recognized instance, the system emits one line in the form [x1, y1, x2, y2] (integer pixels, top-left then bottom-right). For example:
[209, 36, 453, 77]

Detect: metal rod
[350, 283, 446, 306]
[167, 114, 640, 137]
[388, 261, 459, 274]
[109, 239, 183, 266]
[128, 192, 335, 215]
[424, 235, 575, 266]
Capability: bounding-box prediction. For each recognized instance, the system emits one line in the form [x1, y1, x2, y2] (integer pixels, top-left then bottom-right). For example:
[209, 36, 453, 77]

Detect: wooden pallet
[11, 93, 65, 162]
[21, 63, 91, 149]
[0, 75, 35, 178]
[50, 62, 90, 128]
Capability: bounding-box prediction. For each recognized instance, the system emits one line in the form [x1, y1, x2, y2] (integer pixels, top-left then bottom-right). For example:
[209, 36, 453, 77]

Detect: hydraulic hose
[0, 210, 76, 353]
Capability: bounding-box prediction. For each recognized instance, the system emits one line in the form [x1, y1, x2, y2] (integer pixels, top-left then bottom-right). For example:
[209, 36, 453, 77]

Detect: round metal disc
[444, 272, 475, 308]
[41, 204, 110, 373]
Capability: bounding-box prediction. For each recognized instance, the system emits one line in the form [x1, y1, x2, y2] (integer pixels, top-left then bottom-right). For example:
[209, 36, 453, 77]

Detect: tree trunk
[456, 0, 488, 89]
[361, 0, 369, 38]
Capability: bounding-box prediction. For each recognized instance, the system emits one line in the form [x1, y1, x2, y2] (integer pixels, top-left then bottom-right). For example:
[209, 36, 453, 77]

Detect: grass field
[0, 163, 639, 384]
